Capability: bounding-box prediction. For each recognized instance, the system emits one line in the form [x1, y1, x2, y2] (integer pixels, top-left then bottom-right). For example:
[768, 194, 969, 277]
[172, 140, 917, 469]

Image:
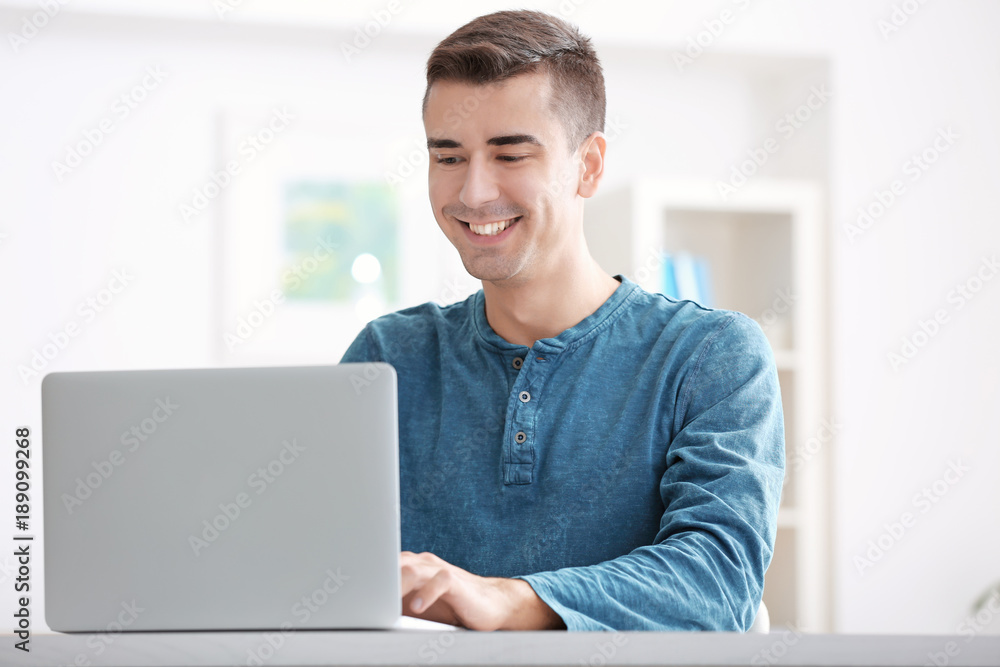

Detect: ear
[577, 131, 607, 199]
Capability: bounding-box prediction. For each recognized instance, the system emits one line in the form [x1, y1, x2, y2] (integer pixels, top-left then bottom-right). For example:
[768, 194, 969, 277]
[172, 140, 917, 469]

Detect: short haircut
[422, 10, 606, 152]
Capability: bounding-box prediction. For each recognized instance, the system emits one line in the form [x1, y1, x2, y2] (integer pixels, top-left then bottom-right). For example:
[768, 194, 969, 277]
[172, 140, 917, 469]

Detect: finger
[408, 568, 455, 615]
[400, 551, 438, 570]
[400, 561, 428, 598]
[399, 552, 439, 597]
[401, 551, 442, 566]
[401, 592, 461, 626]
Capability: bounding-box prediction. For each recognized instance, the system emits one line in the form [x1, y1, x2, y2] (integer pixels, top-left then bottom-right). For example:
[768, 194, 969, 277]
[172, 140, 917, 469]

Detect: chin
[450, 236, 533, 285]
[463, 263, 532, 286]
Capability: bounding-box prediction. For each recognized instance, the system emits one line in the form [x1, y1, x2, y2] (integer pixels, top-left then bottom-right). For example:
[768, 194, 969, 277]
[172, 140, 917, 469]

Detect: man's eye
[498, 155, 526, 163]
[435, 156, 460, 165]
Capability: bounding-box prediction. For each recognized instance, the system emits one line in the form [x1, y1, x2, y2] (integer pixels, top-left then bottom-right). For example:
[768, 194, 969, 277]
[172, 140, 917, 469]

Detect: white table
[5, 631, 1000, 667]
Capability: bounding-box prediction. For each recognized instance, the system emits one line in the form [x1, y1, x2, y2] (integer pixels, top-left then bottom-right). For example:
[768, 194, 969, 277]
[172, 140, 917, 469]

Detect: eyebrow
[427, 134, 544, 150]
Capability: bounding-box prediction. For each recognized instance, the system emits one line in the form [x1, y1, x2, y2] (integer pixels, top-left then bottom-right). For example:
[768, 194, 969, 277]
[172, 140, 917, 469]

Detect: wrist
[496, 578, 566, 630]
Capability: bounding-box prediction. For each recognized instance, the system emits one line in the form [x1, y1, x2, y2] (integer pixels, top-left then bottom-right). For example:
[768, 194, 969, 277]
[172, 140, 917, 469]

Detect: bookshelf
[585, 178, 829, 632]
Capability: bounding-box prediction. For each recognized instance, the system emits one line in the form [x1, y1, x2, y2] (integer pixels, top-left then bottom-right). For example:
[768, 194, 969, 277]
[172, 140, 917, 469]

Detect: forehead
[423, 70, 563, 147]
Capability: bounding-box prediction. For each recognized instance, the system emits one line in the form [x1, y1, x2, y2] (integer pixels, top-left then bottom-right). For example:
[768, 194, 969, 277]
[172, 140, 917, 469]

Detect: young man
[340, 10, 784, 632]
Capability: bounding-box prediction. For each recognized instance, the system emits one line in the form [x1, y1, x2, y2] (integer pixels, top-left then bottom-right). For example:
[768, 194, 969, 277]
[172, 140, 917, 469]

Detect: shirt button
[512, 357, 523, 370]
[515, 431, 527, 444]
[518, 391, 531, 403]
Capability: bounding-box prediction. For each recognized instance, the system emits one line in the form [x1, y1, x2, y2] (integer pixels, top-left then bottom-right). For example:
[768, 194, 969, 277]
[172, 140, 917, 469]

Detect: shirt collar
[472, 274, 639, 353]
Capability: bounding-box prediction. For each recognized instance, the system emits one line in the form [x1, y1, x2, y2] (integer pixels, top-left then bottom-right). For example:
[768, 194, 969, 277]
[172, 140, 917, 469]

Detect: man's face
[423, 71, 587, 286]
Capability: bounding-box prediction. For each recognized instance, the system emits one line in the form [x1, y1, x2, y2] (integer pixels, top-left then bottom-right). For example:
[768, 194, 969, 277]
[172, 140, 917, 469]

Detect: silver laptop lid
[42, 363, 400, 632]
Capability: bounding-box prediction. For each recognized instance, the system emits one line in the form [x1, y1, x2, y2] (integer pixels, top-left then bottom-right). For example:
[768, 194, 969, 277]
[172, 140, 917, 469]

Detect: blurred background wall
[1, 0, 997, 635]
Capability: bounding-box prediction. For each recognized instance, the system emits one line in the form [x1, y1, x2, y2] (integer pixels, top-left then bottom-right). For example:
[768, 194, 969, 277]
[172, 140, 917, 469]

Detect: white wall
[1, 0, 997, 635]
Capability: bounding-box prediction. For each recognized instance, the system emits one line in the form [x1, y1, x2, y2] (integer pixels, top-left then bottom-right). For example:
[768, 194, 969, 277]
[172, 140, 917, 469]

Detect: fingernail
[412, 597, 423, 612]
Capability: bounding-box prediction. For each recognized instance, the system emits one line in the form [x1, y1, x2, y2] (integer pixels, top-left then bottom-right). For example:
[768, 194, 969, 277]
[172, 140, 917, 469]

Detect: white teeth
[469, 217, 517, 236]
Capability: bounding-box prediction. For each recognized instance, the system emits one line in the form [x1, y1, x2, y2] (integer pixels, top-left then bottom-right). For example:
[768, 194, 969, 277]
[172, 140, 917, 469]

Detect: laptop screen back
[42, 364, 400, 631]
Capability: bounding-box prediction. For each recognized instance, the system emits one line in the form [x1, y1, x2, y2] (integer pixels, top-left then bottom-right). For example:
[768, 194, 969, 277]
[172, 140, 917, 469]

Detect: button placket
[502, 347, 556, 485]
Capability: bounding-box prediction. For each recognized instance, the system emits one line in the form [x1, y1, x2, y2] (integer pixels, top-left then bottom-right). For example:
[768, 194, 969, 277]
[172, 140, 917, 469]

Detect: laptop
[42, 364, 451, 632]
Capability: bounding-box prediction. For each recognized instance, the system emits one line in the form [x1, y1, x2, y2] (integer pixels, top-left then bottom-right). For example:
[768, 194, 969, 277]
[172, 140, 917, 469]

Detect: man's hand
[400, 551, 566, 631]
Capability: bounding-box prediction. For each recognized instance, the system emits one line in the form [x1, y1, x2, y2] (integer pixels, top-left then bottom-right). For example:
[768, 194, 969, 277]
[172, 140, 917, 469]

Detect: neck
[481, 250, 621, 348]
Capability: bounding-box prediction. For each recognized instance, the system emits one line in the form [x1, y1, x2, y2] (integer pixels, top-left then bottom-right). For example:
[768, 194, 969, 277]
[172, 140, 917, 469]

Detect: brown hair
[422, 10, 606, 152]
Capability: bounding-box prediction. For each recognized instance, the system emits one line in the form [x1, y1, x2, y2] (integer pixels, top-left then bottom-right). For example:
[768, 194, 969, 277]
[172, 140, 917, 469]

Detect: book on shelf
[660, 251, 713, 308]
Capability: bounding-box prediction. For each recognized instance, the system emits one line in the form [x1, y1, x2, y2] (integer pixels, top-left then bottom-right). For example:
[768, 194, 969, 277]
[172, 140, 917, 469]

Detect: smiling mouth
[461, 216, 522, 236]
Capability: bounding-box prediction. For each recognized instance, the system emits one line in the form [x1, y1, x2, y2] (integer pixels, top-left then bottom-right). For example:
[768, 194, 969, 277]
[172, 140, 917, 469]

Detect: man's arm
[511, 313, 785, 631]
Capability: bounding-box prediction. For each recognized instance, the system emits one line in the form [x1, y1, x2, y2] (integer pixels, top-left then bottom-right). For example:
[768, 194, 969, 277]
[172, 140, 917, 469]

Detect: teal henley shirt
[340, 275, 785, 631]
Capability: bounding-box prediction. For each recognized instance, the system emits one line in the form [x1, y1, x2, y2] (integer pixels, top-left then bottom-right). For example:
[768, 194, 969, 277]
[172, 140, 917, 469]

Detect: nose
[458, 155, 500, 210]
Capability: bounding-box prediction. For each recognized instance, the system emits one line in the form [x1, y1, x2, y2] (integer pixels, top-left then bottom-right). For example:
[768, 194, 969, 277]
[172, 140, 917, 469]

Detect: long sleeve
[512, 314, 785, 631]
